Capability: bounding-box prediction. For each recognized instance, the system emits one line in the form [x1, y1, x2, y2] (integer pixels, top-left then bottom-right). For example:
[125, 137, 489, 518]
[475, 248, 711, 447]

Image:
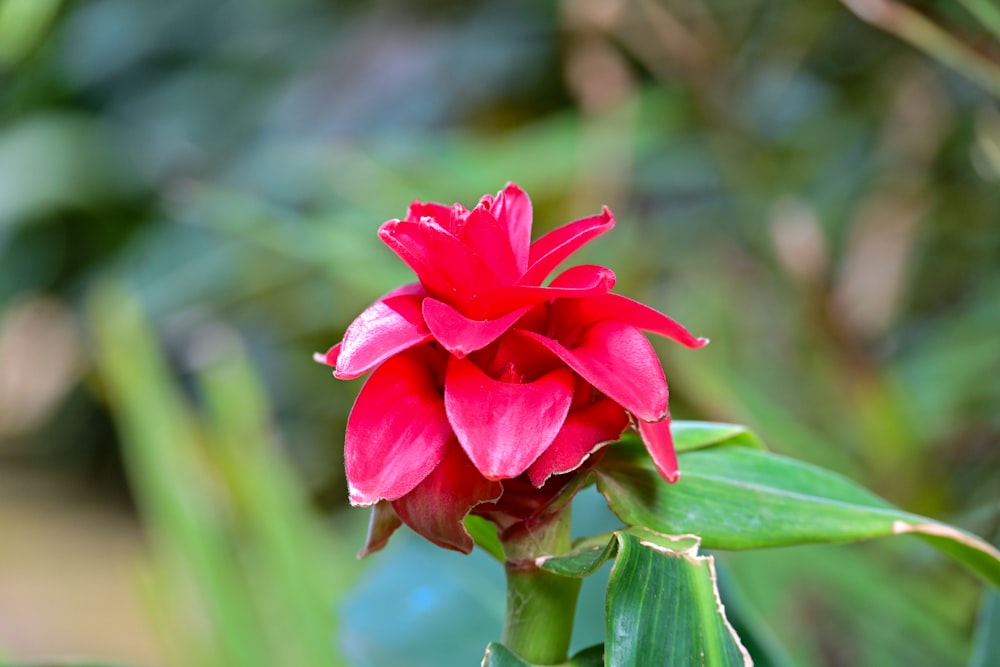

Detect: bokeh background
[1, 0, 998, 665]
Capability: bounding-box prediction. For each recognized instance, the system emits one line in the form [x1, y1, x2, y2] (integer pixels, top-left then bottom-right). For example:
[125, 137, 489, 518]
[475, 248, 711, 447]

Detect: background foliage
[0, 0, 998, 665]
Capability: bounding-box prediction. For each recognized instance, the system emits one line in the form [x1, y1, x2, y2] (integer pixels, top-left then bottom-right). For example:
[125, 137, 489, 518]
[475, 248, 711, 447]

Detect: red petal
[637, 417, 680, 484]
[422, 298, 528, 358]
[357, 501, 403, 558]
[391, 441, 502, 554]
[455, 206, 520, 283]
[444, 356, 575, 480]
[334, 292, 433, 380]
[467, 264, 615, 319]
[345, 347, 452, 504]
[405, 200, 464, 231]
[521, 208, 615, 286]
[379, 218, 501, 306]
[559, 293, 708, 349]
[527, 397, 629, 486]
[516, 321, 669, 421]
[490, 183, 533, 272]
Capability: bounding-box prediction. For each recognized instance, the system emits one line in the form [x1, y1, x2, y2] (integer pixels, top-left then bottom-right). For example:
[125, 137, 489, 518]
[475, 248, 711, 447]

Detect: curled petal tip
[696, 337, 710, 348]
[664, 470, 680, 484]
[348, 488, 377, 507]
[316, 343, 341, 368]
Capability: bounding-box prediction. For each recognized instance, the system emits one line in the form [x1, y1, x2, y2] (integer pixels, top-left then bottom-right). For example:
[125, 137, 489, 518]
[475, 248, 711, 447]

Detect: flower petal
[444, 356, 575, 480]
[422, 298, 528, 358]
[516, 320, 668, 421]
[334, 292, 433, 380]
[357, 501, 403, 558]
[314, 342, 341, 368]
[379, 218, 501, 306]
[391, 441, 503, 554]
[345, 347, 452, 504]
[455, 205, 520, 283]
[637, 417, 680, 484]
[521, 207, 615, 286]
[558, 293, 708, 349]
[405, 200, 465, 232]
[527, 397, 629, 486]
[490, 182, 533, 272]
[468, 264, 615, 319]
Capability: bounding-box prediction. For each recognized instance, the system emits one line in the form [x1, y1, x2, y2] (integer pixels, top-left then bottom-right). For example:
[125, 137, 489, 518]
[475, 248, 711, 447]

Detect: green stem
[501, 507, 582, 665]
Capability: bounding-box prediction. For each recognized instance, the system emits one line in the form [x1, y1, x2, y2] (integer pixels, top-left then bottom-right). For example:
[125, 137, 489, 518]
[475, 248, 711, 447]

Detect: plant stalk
[500, 508, 582, 665]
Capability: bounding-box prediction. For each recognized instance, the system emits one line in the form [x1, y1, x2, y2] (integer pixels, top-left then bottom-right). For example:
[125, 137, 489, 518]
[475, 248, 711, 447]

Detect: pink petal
[521, 207, 615, 286]
[391, 441, 503, 554]
[334, 292, 433, 380]
[314, 342, 341, 368]
[527, 397, 629, 486]
[490, 183, 533, 272]
[379, 218, 501, 306]
[455, 206, 520, 283]
[558, 293, 708, 349]
[422, 298, 529, 358]
[345, 347, 452, 505]
[467, 264, 615, 320]
[444, 356, 575, 480]
[516, 320, 669, 421]
[637, 417, 680, 484]
[357, 501, 403, 558]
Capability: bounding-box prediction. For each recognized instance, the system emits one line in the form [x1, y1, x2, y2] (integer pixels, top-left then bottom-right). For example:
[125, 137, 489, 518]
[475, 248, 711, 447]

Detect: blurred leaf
[970, 530, 1000, 667]
[0, 0, 62, 66]
[197, 336, 353, 666]
[0, 114, 136, 228]
[958, 0, 1000, 42]
[840, 0, 1000, 99]
[672, 421, 766, 452]
[596, 438, 1000, 589]
[89, 281, 354, 667]
[713, 562, 797, 667]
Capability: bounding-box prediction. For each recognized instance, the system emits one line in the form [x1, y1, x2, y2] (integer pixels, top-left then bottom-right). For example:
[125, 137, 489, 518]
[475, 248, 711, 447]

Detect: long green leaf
[970, 530, 1000, 667]
[595, 438, 1000, 589]
[90, 283, 269, 667]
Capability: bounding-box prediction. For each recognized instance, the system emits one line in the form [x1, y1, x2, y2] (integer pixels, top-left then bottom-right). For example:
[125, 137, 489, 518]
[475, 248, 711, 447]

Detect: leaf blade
[606, 532, 750, 666]
[596, 438, 1000, 589]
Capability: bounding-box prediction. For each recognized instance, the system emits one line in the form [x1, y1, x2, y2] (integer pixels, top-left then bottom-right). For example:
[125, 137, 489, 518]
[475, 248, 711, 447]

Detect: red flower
[317, 183, 706, 554]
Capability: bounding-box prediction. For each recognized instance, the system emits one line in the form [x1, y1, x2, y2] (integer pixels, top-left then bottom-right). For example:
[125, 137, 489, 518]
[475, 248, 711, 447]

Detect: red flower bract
[317, 183, 707, 554]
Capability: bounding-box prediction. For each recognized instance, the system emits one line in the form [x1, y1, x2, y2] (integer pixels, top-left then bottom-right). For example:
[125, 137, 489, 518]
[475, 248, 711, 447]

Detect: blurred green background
[1, 0, 998, 665]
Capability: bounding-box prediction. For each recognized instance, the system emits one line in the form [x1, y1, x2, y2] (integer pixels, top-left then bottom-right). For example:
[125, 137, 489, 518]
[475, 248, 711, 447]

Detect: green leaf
[567, 644, 606, 666]
[671, 421, 766, 452]
[466, 514, 505, 562]
[595, 438, 1000, 589]
[970, 530, 1000, 667]
[482, 642, 532, 666]
[606, 532, 750, 666]
[535, 531, 749, 666]
[539, 528, 699, 579]
[970, 587, 1000, 667]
